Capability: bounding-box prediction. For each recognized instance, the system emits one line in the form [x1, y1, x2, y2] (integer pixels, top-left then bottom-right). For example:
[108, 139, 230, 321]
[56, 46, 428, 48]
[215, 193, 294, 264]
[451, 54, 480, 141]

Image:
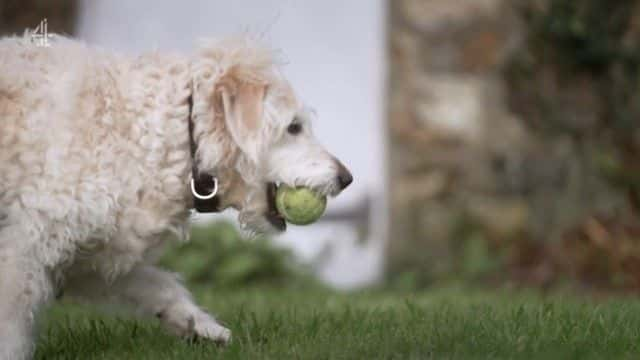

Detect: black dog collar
[187, 93, 221, 213]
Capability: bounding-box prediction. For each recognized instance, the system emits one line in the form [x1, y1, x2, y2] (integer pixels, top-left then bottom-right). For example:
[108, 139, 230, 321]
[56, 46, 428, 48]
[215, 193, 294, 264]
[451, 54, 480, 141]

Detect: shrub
[160, 222, 311, 288]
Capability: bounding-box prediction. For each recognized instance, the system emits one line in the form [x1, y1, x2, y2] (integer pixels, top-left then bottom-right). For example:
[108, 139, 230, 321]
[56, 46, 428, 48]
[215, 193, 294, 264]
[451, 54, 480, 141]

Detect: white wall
[77, 0, 387, 288]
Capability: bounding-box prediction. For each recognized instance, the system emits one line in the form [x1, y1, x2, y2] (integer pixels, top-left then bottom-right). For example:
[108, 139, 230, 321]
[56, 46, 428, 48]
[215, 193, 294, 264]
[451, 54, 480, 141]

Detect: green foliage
[509, 0, 640, 196]
[532, 1, 638, 71]
[38, 287, 640, 359]
[160, 222, 310, 288]
[513, 0, 640, 134]
[503, 0, 640, 290]
[533, 0, 640, 137]
[594, 148, 640, 189]
[451, 215, 506, 280]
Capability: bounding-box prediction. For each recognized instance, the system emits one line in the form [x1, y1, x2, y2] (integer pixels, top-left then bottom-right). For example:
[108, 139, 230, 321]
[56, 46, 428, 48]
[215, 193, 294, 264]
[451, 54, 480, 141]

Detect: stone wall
[387, 0, 630, 285]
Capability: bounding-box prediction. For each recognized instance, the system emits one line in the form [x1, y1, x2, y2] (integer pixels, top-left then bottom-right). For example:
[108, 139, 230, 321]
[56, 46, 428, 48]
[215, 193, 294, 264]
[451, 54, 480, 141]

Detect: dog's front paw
[189, 313, 232, 345]
[160, 303, 231, 345]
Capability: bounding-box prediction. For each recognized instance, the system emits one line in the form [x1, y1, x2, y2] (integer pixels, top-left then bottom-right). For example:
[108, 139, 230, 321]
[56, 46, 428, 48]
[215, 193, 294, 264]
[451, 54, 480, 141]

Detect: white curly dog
[0, 34, 352, 359]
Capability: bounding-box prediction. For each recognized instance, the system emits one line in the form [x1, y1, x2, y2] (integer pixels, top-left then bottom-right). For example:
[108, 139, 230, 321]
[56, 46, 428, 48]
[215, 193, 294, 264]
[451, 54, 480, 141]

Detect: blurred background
[3, 0, 640, 294]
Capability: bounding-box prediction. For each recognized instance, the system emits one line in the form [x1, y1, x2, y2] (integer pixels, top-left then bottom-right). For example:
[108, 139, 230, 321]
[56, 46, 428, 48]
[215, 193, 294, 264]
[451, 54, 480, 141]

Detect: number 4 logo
[30, 18, 52, 47]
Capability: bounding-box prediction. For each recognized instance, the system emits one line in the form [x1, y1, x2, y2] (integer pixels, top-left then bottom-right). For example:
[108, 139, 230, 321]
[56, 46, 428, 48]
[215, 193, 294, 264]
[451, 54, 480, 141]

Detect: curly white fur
[0, 34, 350, 359]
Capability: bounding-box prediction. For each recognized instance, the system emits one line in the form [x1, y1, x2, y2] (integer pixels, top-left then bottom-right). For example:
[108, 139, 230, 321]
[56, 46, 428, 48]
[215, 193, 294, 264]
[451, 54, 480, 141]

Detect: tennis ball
[276, 186, 327, 225]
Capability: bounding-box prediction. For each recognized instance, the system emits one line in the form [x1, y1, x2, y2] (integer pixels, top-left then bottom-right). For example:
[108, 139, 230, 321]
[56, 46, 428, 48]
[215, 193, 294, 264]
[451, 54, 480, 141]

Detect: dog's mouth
[265, 182, 286, 232]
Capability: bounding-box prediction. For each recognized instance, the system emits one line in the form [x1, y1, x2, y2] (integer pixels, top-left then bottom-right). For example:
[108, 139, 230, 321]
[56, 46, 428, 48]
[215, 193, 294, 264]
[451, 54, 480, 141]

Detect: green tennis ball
[276, 186, 327, 225]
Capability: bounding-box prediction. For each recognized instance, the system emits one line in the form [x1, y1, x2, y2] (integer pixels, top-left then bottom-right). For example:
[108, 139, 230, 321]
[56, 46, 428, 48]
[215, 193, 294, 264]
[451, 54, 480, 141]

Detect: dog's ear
[219, 81, 267, 163]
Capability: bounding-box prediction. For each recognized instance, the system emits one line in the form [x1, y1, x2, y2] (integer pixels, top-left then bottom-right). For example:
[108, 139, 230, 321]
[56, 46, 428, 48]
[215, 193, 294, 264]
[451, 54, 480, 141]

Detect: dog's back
[0, 36, 101, 191]
[0, 36, 123, 264]
[0, 35, 193, 271]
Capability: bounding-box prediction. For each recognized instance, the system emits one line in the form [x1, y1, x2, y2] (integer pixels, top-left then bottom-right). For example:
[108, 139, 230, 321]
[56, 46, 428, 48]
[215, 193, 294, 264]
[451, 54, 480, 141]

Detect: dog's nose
[335, 161, 353, 190]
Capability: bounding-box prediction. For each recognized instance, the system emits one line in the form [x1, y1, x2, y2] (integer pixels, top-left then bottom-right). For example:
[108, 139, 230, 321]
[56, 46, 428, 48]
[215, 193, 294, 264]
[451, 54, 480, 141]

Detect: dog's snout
[337, 170, 353, 190]
[335, 161, 353, 190]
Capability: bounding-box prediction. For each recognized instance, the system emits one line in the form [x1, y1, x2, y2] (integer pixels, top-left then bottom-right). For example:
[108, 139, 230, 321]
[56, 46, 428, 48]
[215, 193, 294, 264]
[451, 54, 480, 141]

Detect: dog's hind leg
[0, 223, 54, 360]
[65, 264, 231, 345]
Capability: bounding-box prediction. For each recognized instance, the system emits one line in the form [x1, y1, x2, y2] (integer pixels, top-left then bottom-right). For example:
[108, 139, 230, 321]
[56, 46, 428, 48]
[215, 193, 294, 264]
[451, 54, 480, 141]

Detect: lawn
[34, 286, 640, 359]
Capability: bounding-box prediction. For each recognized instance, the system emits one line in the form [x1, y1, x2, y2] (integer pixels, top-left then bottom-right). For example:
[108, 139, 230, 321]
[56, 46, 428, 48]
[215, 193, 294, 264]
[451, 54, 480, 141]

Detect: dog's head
[190, 38, 352, 234]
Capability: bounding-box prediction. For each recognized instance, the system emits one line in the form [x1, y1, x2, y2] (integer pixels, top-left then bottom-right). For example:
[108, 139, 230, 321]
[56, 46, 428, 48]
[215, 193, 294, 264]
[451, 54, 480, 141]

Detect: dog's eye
[287, 122, 302, 135]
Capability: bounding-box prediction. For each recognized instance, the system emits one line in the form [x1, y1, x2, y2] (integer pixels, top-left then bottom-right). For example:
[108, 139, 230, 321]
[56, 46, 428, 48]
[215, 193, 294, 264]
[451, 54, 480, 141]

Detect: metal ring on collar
[190, 177, 218, 200]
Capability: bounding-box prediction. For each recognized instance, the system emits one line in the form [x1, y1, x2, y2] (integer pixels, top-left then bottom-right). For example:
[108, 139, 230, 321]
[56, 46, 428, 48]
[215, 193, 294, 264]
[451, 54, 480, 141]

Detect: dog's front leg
[0, 226, 54, 360]
[65, 265, 231, 345]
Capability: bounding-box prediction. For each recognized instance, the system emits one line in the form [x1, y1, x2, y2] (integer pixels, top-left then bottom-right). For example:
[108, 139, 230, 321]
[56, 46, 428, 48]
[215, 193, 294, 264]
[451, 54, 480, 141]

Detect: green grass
[35, 286, 640, 359]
